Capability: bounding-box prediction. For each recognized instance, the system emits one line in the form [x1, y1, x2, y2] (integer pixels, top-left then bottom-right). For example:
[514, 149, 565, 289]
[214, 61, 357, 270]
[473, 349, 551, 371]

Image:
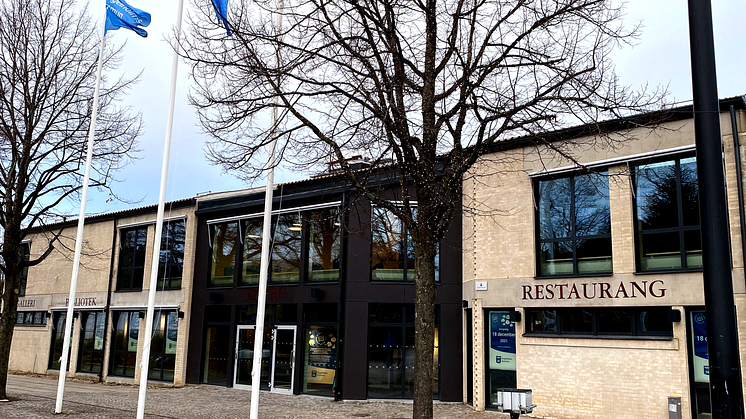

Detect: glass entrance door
[234, 325, 271, 390]
[234, 325, 296, 393]
[270, 326, 296, 393]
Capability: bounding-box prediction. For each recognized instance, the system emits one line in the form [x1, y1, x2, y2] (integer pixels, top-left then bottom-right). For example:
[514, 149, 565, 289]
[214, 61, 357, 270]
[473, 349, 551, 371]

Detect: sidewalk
[1, 374, 509, 418]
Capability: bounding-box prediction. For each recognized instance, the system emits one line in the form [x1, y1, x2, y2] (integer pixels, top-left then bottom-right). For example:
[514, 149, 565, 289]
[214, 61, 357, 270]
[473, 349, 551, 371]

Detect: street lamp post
[687, 0, 745, 417]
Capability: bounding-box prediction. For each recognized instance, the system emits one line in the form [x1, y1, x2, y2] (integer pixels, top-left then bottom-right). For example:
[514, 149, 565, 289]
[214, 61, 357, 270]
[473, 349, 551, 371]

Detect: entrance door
[234, 325, 271, 390]
[234, 325, 296, 393]
[270, 326, 296, 393]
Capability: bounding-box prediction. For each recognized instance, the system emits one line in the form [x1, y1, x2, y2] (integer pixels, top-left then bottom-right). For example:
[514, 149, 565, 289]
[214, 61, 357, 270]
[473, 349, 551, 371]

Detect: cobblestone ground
[1, 374, 510, 419]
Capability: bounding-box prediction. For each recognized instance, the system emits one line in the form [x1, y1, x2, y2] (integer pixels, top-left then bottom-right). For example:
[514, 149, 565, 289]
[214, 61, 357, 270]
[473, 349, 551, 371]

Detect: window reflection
[158, 220, 185, 290]
[635, 157, 701, 271]
[537, 172, 611, 276]
[117, 227, 147, 290]
[309, 209, 340, 282]
[271, 213, 301, 283]
[210, 222, 238, 287]
[242, 219, 262, 285]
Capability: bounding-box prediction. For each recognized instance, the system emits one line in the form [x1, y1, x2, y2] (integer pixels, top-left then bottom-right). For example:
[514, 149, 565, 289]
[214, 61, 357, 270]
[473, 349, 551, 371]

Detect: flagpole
[54, 32, 107, 415]
[135, 0, 185, 416]
[249, 2, 283, 418]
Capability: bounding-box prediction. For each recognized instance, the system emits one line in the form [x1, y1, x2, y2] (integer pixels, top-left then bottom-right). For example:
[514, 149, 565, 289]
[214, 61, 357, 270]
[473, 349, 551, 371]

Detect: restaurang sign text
[521, 280, 666, 301]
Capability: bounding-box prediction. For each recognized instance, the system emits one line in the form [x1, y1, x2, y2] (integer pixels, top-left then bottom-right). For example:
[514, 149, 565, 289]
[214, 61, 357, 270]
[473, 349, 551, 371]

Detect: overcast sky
[72, 0, 746, 216]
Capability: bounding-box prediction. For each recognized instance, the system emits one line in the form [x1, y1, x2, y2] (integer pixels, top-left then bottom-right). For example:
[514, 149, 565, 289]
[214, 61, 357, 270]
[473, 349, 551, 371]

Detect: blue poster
[489, 311, 516, 371]
[691, 311, 709, 383]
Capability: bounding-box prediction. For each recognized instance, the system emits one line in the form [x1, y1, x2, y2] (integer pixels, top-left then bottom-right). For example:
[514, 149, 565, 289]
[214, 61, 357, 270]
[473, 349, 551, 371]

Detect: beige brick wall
[11, 203, 197, 387]
[463, 110, 746, 418]
[9, 323, 53, 373]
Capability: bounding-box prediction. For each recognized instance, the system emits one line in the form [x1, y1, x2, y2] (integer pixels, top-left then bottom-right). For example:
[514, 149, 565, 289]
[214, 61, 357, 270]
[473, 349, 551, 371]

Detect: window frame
[116, 226, 148, 291]
[369, 204, 440, 283]
[157, 220, 186, 290]
[632, 154, 702, 273]
[18, 242, 30, 297]
[534, 171, 612, 278]
[206, 205, 343, 288]
[15, 310, 47, 327]
[109, 310, 140, 378]
[147, 310, 179, 382]
[77, 310, 106, 374]
[524, 306, 673, 340]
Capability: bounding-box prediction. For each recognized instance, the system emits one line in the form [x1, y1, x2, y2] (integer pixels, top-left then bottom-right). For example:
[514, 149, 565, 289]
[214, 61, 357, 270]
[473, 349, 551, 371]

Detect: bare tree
[0, 0, 141, 399]
[180, 0, 662, 416]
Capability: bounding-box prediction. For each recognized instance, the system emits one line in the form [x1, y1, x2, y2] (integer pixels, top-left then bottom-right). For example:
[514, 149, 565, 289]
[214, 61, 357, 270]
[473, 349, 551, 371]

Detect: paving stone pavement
[1, 374, 511, 418]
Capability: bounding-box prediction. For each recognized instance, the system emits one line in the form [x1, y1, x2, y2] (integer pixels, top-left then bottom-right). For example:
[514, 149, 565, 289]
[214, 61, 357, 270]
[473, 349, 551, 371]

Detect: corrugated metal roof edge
[25, 197, 197, 234]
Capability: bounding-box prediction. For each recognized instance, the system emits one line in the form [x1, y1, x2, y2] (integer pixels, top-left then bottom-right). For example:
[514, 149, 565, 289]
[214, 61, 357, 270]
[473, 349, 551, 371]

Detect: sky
[72, 0, 746, 216]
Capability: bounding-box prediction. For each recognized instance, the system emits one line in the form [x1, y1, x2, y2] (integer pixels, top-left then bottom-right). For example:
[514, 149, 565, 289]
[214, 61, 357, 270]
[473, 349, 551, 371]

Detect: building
[462, 96, 746, 418]
[185, 171, 465, 401]
[10, 198, 197, 386]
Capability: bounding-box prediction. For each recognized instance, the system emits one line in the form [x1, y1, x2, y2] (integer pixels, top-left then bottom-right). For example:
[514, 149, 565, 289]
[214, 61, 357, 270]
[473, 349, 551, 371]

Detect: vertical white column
[135, 0, 185, 417]
[249, 2, 284, 417]
[54, 33, 107, 415]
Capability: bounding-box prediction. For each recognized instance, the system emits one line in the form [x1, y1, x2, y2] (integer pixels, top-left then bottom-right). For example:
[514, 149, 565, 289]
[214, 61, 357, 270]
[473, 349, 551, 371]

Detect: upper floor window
[18, 243, 30, 296]
[634, 156, 701, 271]
[371, 206, 439, 282]
[371, 206, 414, 281]
[536, 172, 611, 276]
[117, 227, 147, 291]
[308, 208, 341, 282]
[208, 206, 342, 287]
[157, 220, 185, 290]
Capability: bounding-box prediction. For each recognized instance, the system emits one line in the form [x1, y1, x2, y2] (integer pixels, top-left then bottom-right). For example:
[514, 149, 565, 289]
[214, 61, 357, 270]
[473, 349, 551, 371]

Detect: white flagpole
[135, 0, 185, 417]
[249, 1, 283, 417]
[54, 32, 107, 415]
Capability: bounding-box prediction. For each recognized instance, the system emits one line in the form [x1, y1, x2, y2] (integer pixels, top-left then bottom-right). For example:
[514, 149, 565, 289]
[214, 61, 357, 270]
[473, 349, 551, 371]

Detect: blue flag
[105, 0, 151, 37]
[212, 0, 231, 36]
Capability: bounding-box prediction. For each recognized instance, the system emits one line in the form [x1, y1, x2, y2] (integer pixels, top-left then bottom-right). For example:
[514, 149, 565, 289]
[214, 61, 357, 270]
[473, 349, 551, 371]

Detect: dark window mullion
[675, 159, 687, 269]
[570, 177, 578, 275]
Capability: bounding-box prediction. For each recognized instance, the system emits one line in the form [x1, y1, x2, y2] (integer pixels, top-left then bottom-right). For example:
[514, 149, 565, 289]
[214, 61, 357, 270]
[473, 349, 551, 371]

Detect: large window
[525, 307, 672, 338]
[309, 209, 341, 282]
[536, 172, 611, 276]
[634, 156, 701, 271]
[110, 311, 140, 377]
[208, 206, 342, 287]
[77, 311, 105, 374]
[157, 220, 185, 290]
[371, 207, 414, 281]
[241, 219, 262, 285]
[117, 227, 147, 291]
[367, 304, 439, 399]
[271, 213, 302, 283]
[202, 306, 231, 385]
[18, 243, 29, 296]
[148, 310, 178, 381]
[48, 312, 71, 370]
[210, 222, 238, 287]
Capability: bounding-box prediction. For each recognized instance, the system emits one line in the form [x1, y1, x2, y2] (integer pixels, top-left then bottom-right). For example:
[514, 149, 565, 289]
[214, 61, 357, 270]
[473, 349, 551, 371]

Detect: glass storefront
[48, 312, 71, 370]
[367, 304, 439, 399]
[202, 305, 231, 385]
[77, 311, 105, 374]
[148, 310, 178, 381]
[110, 311, 140, 377]
[486, 310, 517, 408]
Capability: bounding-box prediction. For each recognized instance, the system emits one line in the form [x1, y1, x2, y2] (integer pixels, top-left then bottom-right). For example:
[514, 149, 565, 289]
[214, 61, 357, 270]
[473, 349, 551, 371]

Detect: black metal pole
[687, 1, 745, 417]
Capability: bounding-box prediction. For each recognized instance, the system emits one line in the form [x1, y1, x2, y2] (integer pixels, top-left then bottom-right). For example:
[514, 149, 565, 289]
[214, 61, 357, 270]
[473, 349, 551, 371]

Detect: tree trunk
[412, 225, 437, 419]
[0, 249, 20, 401]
